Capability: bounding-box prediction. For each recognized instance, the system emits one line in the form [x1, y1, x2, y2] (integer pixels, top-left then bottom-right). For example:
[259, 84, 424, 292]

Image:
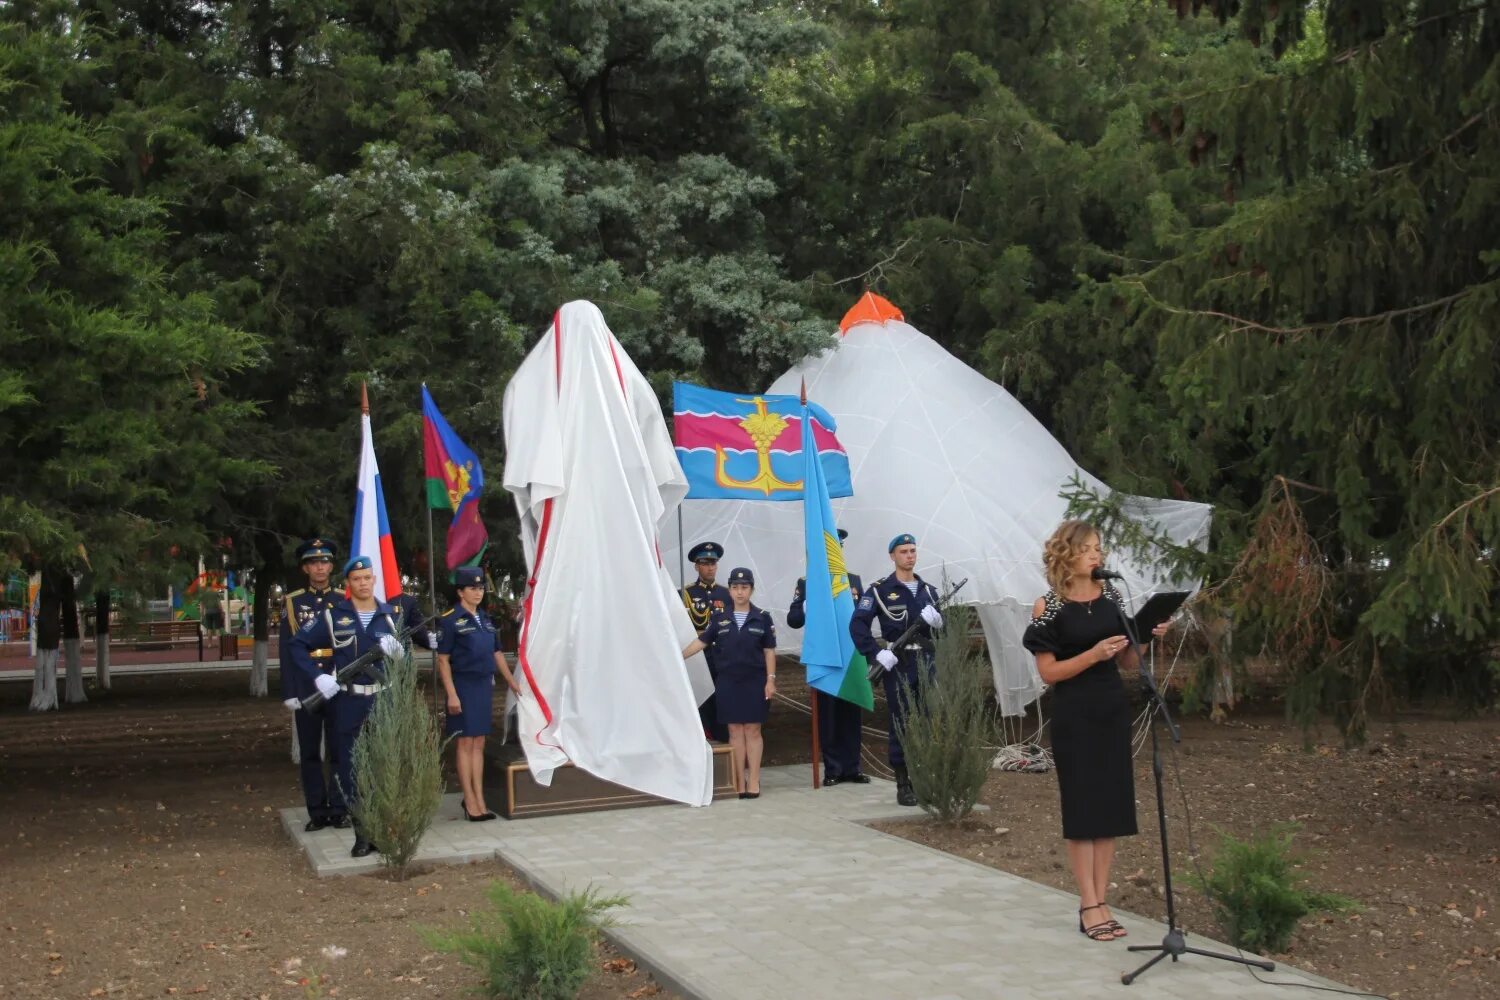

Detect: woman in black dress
[681, 567, 777, 798]
[1023, 520, 1167, 941]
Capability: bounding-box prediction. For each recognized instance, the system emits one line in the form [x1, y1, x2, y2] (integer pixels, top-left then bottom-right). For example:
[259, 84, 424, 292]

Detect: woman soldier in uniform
[437, 566, 521, 822]
[681, 567, 777, 798]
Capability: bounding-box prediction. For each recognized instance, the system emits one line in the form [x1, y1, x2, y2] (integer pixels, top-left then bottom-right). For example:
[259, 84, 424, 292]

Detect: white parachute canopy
[503, 300, 714, 806]
[671, 295, 1212, 717]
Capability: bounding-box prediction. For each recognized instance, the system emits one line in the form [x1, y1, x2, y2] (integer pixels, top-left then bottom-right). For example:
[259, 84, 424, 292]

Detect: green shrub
[1185, 825, 1355, 953]
[892, 602, 1003, 823]
[348, 647, 447, 877]
[425, 882, 628, 1000]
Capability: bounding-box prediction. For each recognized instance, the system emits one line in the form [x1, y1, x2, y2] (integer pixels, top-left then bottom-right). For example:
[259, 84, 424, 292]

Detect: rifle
[865, 577, 969, 682]
[293, 615, 438, 712]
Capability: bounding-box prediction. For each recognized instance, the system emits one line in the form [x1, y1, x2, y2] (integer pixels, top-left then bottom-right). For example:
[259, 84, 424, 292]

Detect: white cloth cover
[672, 315, 1213, 716]
[503, 300, 714, 806]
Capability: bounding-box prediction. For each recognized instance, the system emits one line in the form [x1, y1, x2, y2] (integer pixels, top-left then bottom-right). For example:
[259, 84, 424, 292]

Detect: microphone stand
[1111, 578, 1274, 986]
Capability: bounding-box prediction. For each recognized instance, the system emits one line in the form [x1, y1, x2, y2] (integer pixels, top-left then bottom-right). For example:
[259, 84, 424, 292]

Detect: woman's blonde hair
[1042, 520, 1103, 595]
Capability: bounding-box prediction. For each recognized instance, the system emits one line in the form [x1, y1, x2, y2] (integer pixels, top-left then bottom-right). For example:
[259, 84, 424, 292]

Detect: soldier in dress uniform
[849, 533, 945, 807]
[282, 538, 345, 831]
[681, 567, 777, 798]
[787, 528, 869, 786]
[681, 541, 730, 742]
[288, 555, 403, 858]
[437, 566, 521, 822]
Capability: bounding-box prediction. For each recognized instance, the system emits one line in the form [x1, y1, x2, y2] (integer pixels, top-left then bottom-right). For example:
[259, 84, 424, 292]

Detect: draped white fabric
[502, 301, 714, 806]
[670, 314, 1212, 716]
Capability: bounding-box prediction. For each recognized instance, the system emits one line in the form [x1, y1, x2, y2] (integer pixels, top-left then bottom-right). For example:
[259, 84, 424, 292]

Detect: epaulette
[440, 607, 457, 617]
[286, 588, 307, 599]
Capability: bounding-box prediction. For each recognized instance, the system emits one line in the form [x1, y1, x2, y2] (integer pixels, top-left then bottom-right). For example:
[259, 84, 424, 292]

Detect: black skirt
[1050, 671, 1137, 840]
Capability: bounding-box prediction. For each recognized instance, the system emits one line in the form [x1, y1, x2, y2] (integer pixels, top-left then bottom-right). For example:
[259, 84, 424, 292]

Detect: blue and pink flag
[672, 382, 852, 501]
[352, 385, 402, 603]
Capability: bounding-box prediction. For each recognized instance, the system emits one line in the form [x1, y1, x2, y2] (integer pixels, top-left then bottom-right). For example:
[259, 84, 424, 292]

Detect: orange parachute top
[838, 292, 903, 334]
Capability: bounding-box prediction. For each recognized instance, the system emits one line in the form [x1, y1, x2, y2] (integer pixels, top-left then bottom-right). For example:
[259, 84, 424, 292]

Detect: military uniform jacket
[437, 606, 503, 676]
[786, 573, 863, 630]
[849, 573, 941, 660]
[681, 581, 731, 663]
[288, 597, 400, 691]
[697, 606, 777, 680]
[282, 586, 338, 698]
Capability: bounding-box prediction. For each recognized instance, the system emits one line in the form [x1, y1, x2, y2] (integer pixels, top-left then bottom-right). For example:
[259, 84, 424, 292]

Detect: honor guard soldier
[681, 541, 731, 742]
[283, 538, 345, 831]
[849, 533, 944, 806]
[288, 555, 404, 858]
[437, 566, 522, 822]
[788, 528, 869, 786]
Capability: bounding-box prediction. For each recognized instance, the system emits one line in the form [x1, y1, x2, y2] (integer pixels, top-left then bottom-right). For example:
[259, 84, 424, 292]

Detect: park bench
[109, 620, 204, 660]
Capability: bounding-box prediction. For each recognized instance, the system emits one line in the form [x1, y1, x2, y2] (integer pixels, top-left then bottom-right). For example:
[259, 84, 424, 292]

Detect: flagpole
[801, 378, 821, 791]
[426, 504, 440, 713]
[675, 506, 685, 590]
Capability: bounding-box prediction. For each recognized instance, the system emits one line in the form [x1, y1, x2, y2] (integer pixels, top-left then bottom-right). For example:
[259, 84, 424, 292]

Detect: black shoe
[330, 815, 352, 829]
[738, 792, 750, 799]
[350, 838, 377, 858]
[822, 773, 842, 787]
[893, 764, 918, 807]
[844, 772, 871, 784]
[477, 811, 498, 821]
[744, 791, 760, 799]
[304, 816, 330, 832]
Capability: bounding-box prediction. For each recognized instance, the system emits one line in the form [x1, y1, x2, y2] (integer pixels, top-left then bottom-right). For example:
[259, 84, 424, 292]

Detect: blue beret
[727, 567, 754, 586]
[688, 541, 724, 562]
[296, 537, 337, 562]
[343, 555, 373, 575]
[454, 566, 485, 588]
[888, 533, 917, 553]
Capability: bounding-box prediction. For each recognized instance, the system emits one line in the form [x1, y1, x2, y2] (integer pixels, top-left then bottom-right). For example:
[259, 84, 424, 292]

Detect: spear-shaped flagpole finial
[800, 376, 807, 406]
[361, 381, 370, 415]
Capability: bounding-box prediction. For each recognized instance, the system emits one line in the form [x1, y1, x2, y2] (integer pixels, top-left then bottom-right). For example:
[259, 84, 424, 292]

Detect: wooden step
[484, 742, 740, 819]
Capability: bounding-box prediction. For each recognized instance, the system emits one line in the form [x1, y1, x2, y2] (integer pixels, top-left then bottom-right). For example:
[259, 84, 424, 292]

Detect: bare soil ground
[0, 672, 675, 1000]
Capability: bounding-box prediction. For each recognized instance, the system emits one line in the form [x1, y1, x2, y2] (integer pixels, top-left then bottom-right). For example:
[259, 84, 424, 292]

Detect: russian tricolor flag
[352, 384, 402, 603]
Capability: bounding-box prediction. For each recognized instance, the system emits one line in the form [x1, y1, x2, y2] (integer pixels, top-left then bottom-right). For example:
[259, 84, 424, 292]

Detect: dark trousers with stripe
[818, 692, 865, 777]
[882, 649, 934, 767]
[295, 706, 343, 819]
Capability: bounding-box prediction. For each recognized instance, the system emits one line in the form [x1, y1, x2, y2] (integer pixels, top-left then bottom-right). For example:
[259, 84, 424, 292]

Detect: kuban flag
[421, 384, 488, 570]
[352, 384, 402, 603]
[796, 392, 873, 710]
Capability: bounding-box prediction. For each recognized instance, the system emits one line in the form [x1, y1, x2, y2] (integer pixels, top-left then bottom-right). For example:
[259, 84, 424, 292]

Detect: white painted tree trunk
[30, 649, 59, 711]
[64, 637, 86, 703]
[249, 639, 269, 696]
[96, 635, 111, 690]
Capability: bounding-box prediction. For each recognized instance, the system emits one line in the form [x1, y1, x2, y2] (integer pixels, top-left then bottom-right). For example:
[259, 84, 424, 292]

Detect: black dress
[1023, 584, 1138, 840]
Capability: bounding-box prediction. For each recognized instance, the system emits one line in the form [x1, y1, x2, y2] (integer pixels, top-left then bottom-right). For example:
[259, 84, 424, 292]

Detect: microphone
[1091, 567, 1124, 581]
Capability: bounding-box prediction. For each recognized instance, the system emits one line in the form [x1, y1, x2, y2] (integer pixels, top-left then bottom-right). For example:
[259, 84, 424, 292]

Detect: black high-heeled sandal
[1078, 905, 1115, 942]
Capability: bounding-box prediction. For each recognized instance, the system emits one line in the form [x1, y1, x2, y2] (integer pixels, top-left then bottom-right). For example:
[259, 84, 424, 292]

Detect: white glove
[425, 632, 439, 650]
[283, 697, 302, 711]
[920, 605, 944, 628]
[314, 674, 340, 700]
[876, 649, 899, 672]
[378, 634, 403, 659]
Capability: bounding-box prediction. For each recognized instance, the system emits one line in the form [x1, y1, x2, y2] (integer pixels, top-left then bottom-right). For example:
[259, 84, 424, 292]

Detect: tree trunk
[95, 589, 111, 690]
[249, 565, 270, 696]
[30, 570, 62, 711]
[61, 572, 86, 703]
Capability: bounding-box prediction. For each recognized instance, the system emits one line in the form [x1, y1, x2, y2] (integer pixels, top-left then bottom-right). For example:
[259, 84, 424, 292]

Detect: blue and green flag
[797, 400, 874, 709]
